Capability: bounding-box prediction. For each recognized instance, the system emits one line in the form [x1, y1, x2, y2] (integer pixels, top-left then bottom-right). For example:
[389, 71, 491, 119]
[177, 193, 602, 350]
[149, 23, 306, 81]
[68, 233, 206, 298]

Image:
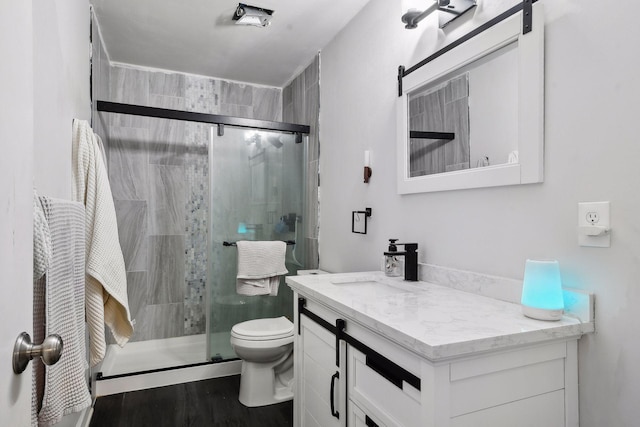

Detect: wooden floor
[90, 375, 293, 427]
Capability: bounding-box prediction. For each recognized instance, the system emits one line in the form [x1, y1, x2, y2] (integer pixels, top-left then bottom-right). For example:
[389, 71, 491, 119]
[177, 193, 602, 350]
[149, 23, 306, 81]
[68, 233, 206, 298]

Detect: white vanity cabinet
[293, 292, 580, 427]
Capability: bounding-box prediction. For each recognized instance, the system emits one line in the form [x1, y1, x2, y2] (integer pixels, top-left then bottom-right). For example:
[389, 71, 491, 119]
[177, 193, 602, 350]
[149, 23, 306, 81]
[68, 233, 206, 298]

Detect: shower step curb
[93, 359, 242, 397]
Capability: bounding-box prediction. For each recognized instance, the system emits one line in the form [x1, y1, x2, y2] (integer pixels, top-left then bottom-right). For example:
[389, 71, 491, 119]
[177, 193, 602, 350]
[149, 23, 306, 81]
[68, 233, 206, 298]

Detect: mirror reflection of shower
[244, 130, 286, 159]
[274, 213, 303, 267]
[244, 130, 304, 268]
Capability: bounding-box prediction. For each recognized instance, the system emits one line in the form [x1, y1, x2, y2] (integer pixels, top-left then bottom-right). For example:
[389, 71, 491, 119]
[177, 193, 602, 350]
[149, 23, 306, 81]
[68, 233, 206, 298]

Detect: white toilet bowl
[230, 316, 294, 407]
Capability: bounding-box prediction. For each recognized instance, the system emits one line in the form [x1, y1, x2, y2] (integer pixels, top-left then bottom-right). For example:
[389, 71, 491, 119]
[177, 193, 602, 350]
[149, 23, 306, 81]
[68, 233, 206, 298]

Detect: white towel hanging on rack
[236, 241, 288, 296]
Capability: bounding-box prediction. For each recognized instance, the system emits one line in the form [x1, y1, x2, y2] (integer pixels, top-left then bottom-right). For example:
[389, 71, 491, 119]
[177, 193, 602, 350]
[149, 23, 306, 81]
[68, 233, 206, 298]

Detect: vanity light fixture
[364, 150, 372, 183]
[402, 0, 476, 29]
[402, 0, 439, 29]
[233, 3, 274, 27]
[521, 260, 565, 321]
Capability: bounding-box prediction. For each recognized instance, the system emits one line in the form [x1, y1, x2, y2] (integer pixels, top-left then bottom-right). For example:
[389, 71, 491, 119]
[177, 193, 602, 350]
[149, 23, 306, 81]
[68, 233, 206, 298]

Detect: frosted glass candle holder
[521, 259, 564, 321]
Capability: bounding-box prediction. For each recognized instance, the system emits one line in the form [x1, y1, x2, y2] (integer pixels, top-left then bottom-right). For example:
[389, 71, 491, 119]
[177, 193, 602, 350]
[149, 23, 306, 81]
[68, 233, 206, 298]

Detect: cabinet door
[297, 315, 343, 427]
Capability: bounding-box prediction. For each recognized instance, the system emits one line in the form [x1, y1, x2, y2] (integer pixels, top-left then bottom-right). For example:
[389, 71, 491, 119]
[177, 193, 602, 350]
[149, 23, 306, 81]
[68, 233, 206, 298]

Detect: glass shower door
[207, 126, 306, 361]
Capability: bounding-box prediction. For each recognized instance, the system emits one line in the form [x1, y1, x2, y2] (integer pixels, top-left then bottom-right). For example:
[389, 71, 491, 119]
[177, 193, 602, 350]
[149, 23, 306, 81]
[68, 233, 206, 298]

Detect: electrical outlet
[585, 211, 599, 224]
[578, 201, 610, 247]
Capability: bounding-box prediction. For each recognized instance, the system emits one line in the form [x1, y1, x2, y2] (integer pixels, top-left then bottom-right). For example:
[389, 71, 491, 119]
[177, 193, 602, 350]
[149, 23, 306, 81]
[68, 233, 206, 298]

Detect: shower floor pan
[95, 333, 241, 396]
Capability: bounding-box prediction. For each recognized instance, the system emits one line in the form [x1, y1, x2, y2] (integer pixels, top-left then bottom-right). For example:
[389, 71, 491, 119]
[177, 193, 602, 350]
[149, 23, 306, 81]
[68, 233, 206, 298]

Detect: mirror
[408, 43, 518, 177]
[397, 3, 544, 194]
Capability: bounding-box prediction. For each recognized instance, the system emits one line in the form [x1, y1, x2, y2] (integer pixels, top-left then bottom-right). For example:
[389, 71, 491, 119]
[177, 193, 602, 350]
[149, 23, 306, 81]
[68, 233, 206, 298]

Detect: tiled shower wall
[99, 64, 282, 342]
[91, 14, 110, 150]
[283, 54, 320, 269]
[92, 12, 320, 343]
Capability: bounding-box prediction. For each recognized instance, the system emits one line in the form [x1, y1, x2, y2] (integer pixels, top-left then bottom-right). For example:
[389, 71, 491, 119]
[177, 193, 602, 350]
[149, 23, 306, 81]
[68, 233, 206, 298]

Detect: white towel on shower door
[72, 119, 133, 366]
[236, 241, 288, 296]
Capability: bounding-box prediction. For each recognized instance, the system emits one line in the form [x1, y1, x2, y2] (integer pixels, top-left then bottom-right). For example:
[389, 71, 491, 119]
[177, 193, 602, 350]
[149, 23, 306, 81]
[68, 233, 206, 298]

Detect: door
[208, 127, 307, 360]
[1, 1, 35, 424]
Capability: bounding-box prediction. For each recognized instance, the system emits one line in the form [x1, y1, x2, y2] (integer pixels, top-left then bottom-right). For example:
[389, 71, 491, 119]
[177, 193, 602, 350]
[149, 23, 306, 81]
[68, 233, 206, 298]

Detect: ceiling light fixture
[233, 3, 274, 28]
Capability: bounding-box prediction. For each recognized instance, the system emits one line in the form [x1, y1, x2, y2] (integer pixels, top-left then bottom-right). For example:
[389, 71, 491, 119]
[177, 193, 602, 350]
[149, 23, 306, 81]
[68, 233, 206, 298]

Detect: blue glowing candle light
[521, 259, 564, 321]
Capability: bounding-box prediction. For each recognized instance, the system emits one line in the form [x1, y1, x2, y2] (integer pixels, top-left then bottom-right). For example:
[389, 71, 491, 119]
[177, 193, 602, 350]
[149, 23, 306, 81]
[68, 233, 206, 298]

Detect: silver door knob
[13, 332, 63, 374]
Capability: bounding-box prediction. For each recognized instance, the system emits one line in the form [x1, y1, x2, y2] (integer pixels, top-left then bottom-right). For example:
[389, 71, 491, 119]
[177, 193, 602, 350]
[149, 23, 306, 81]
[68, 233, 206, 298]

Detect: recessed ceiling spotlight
[233, 3, 274, 27]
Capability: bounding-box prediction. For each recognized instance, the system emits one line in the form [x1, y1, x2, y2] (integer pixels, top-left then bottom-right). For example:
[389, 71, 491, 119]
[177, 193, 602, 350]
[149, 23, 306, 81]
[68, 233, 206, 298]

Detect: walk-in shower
[94, 101, 312, 381]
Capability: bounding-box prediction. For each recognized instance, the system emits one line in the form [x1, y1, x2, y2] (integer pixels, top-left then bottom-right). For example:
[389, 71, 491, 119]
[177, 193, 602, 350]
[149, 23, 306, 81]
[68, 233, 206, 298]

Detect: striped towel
[36, 196, 91, 426]
[236, 241, 288, 296]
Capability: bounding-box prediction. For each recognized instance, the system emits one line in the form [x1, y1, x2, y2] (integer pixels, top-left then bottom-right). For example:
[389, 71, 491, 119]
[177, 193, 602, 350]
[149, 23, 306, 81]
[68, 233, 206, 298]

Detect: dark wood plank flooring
[90, 375, 293, 427]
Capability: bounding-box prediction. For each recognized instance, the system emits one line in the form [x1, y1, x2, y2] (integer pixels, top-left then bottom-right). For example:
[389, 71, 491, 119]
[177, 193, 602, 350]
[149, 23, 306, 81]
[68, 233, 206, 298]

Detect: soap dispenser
[384, 239, 403, 277]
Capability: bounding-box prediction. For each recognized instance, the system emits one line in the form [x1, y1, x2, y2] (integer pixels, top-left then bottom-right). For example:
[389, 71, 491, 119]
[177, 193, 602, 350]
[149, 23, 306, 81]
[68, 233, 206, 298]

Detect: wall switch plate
[578, 201, 610, 247]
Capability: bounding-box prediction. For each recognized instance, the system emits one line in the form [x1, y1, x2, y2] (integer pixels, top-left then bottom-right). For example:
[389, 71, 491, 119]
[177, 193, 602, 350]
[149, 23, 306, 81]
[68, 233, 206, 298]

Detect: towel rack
[223, 240, 296, 247]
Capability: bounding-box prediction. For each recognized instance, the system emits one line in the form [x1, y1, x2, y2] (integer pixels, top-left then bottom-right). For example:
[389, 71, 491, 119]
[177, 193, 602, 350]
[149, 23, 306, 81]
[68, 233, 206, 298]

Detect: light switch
[578, 201, 610, 247]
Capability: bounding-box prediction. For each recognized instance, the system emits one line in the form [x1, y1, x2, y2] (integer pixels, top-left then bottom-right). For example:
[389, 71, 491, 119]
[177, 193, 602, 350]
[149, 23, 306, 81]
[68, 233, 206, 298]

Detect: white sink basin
[330, 276, 419, 297]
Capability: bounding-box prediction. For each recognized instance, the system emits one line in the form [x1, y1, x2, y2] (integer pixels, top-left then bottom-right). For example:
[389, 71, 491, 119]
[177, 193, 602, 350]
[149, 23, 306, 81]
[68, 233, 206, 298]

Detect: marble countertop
[286, 271, 593, 362]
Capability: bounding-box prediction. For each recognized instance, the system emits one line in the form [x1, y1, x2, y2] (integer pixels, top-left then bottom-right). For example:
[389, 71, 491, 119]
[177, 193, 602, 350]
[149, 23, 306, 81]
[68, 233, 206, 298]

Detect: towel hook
[12, 332, 63, 374]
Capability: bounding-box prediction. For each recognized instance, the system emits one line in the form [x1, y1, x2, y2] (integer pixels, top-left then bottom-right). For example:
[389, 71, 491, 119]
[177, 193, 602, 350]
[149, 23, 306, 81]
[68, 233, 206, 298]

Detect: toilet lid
[231, 316, 294, 340]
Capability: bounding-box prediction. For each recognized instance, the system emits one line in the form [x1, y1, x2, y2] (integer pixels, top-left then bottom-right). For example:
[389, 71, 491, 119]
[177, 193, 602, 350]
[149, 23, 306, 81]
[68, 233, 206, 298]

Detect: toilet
[230, 316, 294, 407]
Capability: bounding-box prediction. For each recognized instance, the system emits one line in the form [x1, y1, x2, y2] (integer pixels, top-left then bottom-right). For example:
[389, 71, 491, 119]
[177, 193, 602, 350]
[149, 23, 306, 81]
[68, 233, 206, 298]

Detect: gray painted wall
[34, 0, 91, 199]
[319, 0, 640, 425]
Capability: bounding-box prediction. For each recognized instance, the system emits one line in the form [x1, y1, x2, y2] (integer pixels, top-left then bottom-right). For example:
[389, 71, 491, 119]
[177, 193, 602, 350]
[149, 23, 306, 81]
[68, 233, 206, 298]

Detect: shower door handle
[13, 332, 63, 374]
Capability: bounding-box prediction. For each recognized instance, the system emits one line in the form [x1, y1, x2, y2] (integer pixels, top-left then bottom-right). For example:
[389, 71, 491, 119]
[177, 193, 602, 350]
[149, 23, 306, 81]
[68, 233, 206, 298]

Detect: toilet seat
[231, 316, 294, 341]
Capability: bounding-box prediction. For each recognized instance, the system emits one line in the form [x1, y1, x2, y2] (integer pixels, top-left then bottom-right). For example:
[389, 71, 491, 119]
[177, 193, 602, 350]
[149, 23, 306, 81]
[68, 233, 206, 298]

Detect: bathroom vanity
[286, 271, 594, 427]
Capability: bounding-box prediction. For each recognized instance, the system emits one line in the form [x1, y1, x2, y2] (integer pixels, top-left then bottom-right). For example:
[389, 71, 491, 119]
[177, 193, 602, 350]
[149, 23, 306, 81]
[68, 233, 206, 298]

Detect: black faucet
[384, 240, 419, 281]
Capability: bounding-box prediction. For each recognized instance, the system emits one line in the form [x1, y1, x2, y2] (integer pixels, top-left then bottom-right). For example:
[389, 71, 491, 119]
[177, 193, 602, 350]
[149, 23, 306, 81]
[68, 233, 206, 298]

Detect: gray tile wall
[103, 65, 283, 342]
[283, 54, 320, 269]
[409, 74, 470, 176]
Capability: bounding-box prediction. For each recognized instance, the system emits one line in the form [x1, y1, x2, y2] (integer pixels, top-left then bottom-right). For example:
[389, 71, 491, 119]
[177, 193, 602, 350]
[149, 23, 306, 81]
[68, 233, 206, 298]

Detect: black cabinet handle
[365, 415, 380, 427]
[330, 371, 340, 419]
[363, 351, 421, 391]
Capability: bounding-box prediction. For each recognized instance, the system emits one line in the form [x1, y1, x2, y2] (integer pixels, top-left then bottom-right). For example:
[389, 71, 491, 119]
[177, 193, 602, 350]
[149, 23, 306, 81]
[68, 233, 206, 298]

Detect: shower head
[266, 135, 284, 149]
[245, 132, 283, 149]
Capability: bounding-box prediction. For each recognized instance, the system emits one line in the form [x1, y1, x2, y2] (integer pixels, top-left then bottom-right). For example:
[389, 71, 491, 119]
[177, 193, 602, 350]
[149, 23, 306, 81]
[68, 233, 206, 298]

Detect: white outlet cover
[578, 201, 610, 247]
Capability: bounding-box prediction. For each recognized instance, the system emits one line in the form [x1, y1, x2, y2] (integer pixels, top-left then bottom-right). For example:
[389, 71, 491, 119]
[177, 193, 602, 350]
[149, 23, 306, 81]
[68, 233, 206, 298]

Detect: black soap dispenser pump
[384, 239, 403, 277]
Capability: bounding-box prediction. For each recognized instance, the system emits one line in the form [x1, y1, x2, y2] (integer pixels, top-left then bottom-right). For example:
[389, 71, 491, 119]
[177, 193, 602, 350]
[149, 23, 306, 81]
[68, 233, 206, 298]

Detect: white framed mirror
[397, 3, 544, 194]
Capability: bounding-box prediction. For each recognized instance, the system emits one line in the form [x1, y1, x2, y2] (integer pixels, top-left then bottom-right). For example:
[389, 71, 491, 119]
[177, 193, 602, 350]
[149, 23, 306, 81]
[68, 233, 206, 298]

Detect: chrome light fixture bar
[402, 0, 476, 29]
[402, 1, 440, 29]
[233, 3, 274, 27]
